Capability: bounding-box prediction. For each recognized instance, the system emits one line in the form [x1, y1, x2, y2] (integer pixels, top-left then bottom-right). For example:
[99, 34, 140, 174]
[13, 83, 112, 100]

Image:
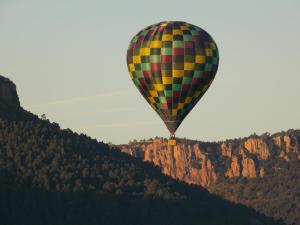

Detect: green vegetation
[0, 110, 283, 225]
[127, 130, 300, 225]
[209, 159, 300, 225]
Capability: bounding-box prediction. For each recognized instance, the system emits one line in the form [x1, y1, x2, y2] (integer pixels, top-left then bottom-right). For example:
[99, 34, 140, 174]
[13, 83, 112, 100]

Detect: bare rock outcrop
[243, 138, 270, 160]
[121, 139, 218, 187]
[119, 131, 300, 187]
[225, 156, 240, 178]
[274, 134, 300, 161]
[241, 158, 256, 178]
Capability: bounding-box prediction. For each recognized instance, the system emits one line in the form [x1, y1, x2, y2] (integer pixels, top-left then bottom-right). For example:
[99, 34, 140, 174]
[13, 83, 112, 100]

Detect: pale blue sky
[1, 0, 299, 144]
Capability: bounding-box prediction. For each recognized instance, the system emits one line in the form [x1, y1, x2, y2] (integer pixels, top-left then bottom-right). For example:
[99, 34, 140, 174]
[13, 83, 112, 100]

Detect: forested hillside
[118, 132, 300, 225]
[0, 110, 284, 225]
[209, 157, 300, 225]
[0, 75, 285, 225]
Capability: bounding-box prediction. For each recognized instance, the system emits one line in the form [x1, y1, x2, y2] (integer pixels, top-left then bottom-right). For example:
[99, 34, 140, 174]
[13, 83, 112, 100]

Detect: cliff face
[125, 140, 218, 187]
[0, 75, 20, 109]
[119, 132, 300, 187]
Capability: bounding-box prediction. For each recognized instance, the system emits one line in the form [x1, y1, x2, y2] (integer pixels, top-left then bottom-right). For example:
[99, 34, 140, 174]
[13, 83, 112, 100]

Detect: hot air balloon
[126, 21, 219, 145]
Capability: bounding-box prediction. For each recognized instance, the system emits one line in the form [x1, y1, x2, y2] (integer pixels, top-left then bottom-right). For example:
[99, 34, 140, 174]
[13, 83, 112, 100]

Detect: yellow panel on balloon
[162, 77, 172, 84]
[180, 25, 189, 30]
[185, 97, 192, 104]
[173, 29, 183, 35]
[129, 64, 135, 72]
[140, 48, 150, 56]
[149, 90, 158, 97]
[172, 109, 178, 116]
[133, 56, 141, 63]
[150, 41, 162, 48]
[162, 34, 172, 41]
[173, 70, 184, 78]
[195, 55, 205, 63]
[154, 84, 164, 91]
[148, 97, 156, 104]
[184, 63, 195, 71]
[178, 103, 184, 109]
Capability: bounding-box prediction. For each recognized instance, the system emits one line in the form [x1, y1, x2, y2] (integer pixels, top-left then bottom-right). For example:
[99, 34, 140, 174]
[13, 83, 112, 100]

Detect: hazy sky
[1, 0, 299, 144]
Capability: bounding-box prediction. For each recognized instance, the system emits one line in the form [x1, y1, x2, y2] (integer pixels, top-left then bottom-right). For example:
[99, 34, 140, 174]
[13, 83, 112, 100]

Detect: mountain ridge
[0, 75, 284, 225]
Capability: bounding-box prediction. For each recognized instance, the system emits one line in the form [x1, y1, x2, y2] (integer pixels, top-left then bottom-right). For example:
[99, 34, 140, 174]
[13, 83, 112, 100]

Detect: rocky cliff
[0, 75, 20, 110]
[118, 132, 300, 188]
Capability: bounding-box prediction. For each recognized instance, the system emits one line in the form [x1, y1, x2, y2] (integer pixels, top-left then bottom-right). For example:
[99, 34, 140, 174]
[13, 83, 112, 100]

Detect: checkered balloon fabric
[126, 21, 219, 134]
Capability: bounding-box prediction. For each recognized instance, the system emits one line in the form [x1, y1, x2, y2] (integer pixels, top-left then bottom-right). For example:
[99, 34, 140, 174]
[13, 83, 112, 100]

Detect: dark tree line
[0, 110, 284, 225]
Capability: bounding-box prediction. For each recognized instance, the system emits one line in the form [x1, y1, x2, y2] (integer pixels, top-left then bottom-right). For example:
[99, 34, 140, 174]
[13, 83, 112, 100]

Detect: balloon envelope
[127, 21, 219, 134]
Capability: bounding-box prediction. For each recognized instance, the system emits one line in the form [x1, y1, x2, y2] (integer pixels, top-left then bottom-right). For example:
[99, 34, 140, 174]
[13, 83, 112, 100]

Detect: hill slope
[0, 75, 283, 225]
[118, 133, 300, 225]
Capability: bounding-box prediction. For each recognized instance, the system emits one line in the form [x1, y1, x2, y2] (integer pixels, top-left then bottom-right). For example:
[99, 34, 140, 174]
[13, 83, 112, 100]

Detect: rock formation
[0, 75, 20, 109]
[119, 131, 300, 187]
[243, 138, 270, 160]
[241, 157, 256, 178]
[122, 139, 218, 187]
[225, 156, 240, 178]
